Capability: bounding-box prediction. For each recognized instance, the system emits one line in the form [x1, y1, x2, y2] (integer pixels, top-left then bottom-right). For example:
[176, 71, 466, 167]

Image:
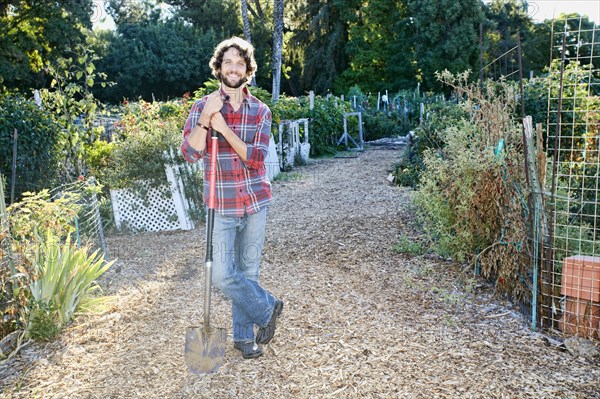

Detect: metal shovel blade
[184, 325, 227, 375]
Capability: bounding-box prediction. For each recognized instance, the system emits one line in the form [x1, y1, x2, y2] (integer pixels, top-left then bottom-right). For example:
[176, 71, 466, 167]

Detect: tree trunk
[271, 0, 284, 102]
[241, 0, 252, 43]
[240, 0, 256, 86]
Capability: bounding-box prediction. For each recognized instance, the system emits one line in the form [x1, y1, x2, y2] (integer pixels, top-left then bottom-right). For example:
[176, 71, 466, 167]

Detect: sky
[91, 1, 600, 30]
[525, 0, 600, 23]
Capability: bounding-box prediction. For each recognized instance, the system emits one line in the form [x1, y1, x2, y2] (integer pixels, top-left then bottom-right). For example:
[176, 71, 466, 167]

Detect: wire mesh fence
[537, 17, 600, 339]
[1, 174, 109, 257]
[477, 17, 600, 341]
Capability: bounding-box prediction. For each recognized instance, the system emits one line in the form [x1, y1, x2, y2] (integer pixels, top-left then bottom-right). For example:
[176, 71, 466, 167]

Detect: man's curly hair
[210, 37, 257, 81]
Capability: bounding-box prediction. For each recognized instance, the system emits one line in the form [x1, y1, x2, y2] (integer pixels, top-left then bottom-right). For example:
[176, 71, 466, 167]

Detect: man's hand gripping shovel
[185, 128, 227, 375]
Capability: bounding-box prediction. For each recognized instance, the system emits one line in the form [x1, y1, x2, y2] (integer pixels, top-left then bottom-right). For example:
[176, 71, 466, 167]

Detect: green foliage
[413, 71, 531, 301]
[339, 0, 416, 93]
[27, 233, 114, 335]
[162, 0, 240, 41]
[2, 181, 104, 341]
[7, 183, 102, 262]
[101, 97, 206, 228]
[38, 44, 109, 179]
[289, 0, 359, 94]
[0, 94, 64, 201]
[308, 96, 353, 156]
[414, 120, 505, 261]
[363, 110, 405, 141]
[393, 97, 469, 188]
[483, 0, 534, 73]
[0, 0, 94, 90]
[84, 140, 116, 185]
[394, 235, 426, 256]
[94, 19, 216, 103]
[407, 0, 485, 92]
[524, 61, 600, 230]
[25, 301, 62, 341]
[107, 99, 186, 190]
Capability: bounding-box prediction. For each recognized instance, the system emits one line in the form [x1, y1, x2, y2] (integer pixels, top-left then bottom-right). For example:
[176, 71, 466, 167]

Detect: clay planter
[560, 255, 600, 339]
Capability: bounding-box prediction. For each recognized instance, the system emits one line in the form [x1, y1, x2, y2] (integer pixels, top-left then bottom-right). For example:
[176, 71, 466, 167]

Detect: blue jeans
[209, 207, 275, 343]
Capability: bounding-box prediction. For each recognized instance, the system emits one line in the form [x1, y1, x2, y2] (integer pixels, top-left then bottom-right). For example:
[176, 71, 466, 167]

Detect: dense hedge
[0, 94, 63, 201]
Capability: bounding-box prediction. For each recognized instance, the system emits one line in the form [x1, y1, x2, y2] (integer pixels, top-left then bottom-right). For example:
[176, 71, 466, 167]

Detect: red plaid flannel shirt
[181, 87, 272, 217]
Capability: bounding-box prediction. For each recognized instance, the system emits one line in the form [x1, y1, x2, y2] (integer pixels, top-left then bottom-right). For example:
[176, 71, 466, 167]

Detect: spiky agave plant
[27, 230, 114, 337]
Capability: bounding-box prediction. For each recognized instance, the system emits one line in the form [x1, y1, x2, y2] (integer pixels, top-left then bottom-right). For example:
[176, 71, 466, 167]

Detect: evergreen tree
[340, 0, 416, 93]
[290, 0, 360, 94]
[408, 0, 485, 91]
[94, 20, 216, 103]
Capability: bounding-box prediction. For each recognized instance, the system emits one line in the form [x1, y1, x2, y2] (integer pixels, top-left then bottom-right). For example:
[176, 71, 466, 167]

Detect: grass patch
[394, 235, 426, 256]
[273, 171, 305, 182]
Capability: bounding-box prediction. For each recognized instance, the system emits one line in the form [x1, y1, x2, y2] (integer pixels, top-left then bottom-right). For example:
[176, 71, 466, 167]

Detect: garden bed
[1, 148, 599, 398]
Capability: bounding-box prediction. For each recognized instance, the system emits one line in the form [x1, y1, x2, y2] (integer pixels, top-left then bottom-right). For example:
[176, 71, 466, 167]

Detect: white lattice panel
[110, 181, 183, 232]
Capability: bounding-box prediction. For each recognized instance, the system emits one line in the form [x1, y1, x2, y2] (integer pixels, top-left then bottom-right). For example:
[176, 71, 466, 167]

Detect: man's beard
[220, 73, 247, 89]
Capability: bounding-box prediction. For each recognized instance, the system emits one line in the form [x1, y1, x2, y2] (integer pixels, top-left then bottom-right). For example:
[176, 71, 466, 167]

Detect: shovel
[185, 128, 227, 375]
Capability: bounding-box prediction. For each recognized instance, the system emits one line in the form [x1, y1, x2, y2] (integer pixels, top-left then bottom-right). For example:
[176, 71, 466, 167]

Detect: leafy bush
[394, 100, 468, 188]
[107, 99, 186, 190]
[413, 71, 531, 301]
[363, 110, 405, 141]
[84, 140, 116, 186]
[307, 96, 353, 156]
[0, 94, 64, 202]
[1, 181, 107, 342]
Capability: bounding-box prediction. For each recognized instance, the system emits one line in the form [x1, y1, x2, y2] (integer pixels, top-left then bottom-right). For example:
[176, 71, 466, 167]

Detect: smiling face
[210, 37, 257, 86]
[219, 47, 248, 89]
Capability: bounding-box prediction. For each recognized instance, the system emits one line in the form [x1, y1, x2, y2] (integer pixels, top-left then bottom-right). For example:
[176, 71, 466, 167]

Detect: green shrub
[2, 182, 107, 341]
[107, 99, 185, 190]
[84, 140, 116, 185]
[394, 100, 468, 188]
[363, 110, 405, 141]
[413, 71, 532, 301]
[0, 94, 64, 202]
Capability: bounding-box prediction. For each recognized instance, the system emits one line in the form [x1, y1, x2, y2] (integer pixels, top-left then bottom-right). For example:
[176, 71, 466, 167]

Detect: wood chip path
[1, 148, 599, 398]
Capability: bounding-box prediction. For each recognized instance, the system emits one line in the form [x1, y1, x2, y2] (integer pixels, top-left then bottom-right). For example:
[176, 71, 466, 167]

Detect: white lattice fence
[110, 148, 201, 232]
[110, 181, 188, 232]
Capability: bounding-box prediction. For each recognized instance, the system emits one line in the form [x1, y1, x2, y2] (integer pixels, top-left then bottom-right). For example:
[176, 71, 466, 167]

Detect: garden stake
[185, 128, 227, 375]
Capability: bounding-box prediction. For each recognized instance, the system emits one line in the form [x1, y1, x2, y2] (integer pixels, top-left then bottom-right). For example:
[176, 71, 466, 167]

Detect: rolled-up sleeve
[181, 99, 206, 163]
[245, 106, 272, 170]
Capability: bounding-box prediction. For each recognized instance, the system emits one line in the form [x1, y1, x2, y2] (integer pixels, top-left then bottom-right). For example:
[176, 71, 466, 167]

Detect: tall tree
[408, 0, 485, 91]
[163, 0, 240, 39]
[340, 0, 416, 93]
[106, 0, 162, 25]
[240, 0, 258, 86]
[271, 0, 284, 101]
[0, 0, 94, 90]
[165, 0, 275, 89]
[290, 0, 360, 94]
[483, 0, 534, 77]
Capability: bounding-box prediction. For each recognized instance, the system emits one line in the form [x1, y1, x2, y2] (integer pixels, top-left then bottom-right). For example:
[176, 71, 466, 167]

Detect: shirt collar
[219, 86, 252, 107]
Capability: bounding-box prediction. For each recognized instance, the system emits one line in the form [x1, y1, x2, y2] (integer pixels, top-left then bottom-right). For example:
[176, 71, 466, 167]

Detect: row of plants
[394, 66, 600, 303]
